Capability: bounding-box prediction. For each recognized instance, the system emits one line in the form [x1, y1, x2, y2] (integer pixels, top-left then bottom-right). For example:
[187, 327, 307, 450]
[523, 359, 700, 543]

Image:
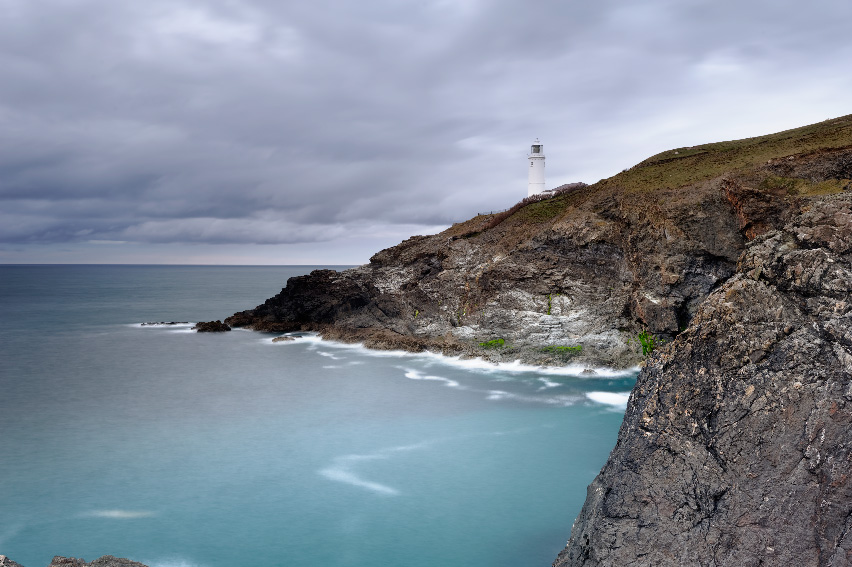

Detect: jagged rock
[193, 320, 231, 332]
[0, 555, 26, 567]
[271, 336, 295, 342]
[140, 321, 189, 326]
[47, 559, 86, 567]
[43, 558, 147, 567]
[224, 116, 852, 369]
[88, 557, 148, 567]
[554, 193, 852, 566]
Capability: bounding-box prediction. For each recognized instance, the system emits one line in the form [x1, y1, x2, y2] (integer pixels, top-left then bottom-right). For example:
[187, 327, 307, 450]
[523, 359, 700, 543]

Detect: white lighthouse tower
[527, 139, 546, 197]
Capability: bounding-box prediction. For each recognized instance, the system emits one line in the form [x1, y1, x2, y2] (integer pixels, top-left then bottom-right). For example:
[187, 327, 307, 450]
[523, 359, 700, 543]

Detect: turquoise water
[0, 265, 636, 567]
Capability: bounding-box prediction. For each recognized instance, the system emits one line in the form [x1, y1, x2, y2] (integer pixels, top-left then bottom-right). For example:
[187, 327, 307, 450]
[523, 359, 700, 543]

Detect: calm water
[0, 265, 636, 567]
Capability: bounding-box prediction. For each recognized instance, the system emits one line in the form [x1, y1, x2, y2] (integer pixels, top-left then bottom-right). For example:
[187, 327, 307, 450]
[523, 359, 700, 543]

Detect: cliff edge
[554, 191, 852, 564]
[226, 115, 852, 369]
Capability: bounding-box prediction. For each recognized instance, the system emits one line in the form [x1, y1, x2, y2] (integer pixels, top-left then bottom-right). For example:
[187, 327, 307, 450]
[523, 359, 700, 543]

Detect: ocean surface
[0, 265, 637, 567]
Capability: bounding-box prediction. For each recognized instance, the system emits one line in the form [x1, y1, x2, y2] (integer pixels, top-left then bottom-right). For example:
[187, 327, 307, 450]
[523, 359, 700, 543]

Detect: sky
[2, 0, 851, 265]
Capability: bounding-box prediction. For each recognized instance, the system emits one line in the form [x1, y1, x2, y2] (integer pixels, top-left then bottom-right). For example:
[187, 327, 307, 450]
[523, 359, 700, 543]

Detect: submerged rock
[554, 193, 852, 566]
[193, 320, 231, 332]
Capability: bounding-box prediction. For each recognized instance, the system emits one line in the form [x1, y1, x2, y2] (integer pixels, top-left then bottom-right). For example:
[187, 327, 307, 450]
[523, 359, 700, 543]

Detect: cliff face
[226, 115, 852, 370]
[554, 192, 852, 565]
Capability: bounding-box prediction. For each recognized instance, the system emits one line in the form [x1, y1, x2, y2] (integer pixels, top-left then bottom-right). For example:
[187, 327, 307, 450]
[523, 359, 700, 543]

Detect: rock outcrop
[554, 193, 852, 565]
[192, 320, 231, 332]
[225, 115, 852, 369]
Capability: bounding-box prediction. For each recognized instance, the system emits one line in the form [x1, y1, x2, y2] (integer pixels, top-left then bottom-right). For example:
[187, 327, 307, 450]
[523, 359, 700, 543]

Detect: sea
[0, 265, 637, 567]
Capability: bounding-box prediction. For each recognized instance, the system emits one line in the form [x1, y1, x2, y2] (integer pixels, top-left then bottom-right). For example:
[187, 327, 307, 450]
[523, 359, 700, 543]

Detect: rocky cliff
[225, 115, 852, 371]
[554, 190, 852, 566]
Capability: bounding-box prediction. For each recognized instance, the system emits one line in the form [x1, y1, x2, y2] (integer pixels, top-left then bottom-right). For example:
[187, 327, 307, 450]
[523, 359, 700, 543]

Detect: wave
[586, 391, 631, 408]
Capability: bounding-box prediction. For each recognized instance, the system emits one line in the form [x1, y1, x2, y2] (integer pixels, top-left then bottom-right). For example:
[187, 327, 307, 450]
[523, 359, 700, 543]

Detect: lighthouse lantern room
[527, 139, 546, 197]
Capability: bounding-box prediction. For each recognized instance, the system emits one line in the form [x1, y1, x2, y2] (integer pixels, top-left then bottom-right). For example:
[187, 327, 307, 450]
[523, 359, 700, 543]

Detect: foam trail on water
[403, 369, 460, 388]
[486, 390, 584, 407]
[537, 377, 561, 390]
[319, 467, 400, 496]
[318, 351, 343, 360]
[83, 509, 157, 519]
[586, 391, 631, 408]
[319, 441, 436, 496]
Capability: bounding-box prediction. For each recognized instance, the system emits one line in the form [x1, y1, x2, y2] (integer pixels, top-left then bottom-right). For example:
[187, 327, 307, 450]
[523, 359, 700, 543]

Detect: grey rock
[554, 193, 852, 566]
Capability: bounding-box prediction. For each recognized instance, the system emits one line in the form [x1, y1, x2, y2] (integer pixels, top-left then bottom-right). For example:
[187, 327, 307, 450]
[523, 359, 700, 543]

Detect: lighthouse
[527, 139, 545, 197]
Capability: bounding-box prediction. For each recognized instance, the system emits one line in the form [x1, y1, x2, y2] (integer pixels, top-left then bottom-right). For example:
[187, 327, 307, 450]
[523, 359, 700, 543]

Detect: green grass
[600, 114, 852, 193]
[540, 345, 582, 356]
[480, 338, 505, 348]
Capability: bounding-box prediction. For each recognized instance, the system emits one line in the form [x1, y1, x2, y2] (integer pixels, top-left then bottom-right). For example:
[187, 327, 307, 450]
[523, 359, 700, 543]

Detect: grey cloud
[1, 0, 850, 256]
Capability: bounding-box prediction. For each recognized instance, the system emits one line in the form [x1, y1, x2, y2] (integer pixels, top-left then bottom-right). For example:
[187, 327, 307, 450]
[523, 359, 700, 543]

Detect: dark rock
[140, 321, 189, 326]
[0, 556, 26, 567]
[554, 192, 852, 566]
[46, 558, 147, 567]
[47, 558, 87, 567]
[271, 336, 295, 342]
[88, 557, 148, 567]
[193, 320, 231, 332]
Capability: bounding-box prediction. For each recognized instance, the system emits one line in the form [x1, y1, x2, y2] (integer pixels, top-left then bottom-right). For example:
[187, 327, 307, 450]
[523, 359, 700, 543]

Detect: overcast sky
[2, 0, 851, 264]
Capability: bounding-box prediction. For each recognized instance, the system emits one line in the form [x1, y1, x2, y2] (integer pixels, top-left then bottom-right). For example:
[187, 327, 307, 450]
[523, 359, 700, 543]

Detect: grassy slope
[492, 113, 852, 230]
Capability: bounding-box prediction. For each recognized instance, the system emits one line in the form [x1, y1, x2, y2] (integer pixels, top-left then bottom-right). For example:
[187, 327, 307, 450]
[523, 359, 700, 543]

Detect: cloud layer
[2, 0, 851, 262]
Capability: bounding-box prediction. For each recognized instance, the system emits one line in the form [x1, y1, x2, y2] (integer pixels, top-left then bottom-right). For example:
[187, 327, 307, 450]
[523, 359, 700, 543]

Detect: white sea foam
[287, 333, 638, 377]
[319, 467, 400, 496]
[317, 351, 343, 360]
[486, 389, 584, 407]
[84, 509, 156, 519]
[537, 377, 561, 389]
[318, 440, 436, 496]
[586, 391, 631, 408]
[403, 369, 460, 388]
[319, 454, 399, 496]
